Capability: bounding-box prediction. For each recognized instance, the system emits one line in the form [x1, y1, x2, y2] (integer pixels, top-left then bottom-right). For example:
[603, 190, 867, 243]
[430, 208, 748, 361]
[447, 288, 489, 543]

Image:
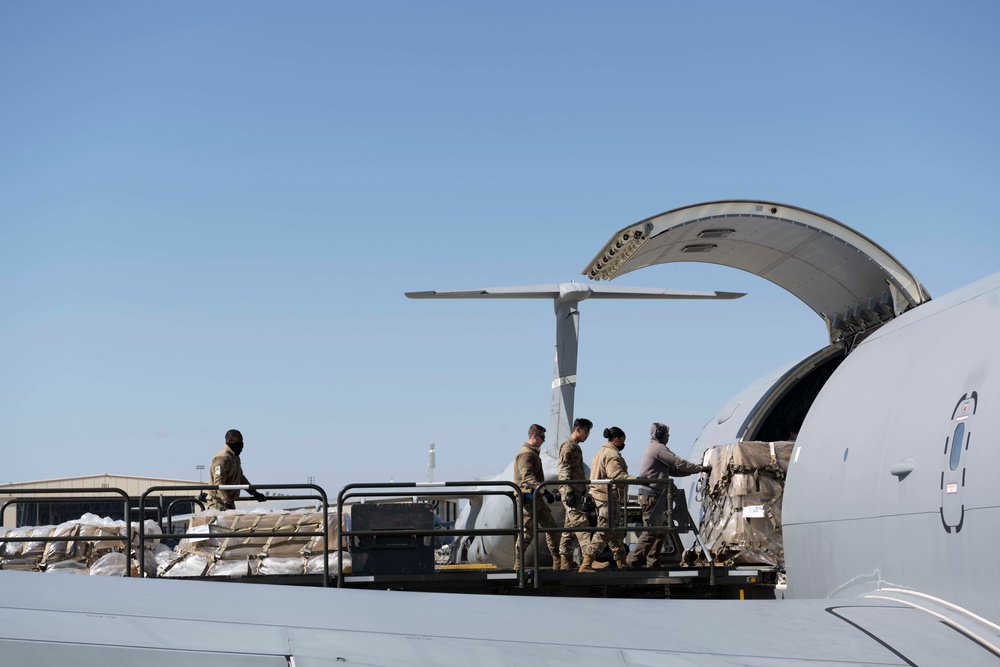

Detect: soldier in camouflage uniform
[512, 424, 560, 571]
[556, 417, 593, 570]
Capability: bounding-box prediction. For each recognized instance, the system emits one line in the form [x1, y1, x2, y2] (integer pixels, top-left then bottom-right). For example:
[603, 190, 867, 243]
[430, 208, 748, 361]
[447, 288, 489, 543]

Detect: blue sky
[2, 2, 999, 492]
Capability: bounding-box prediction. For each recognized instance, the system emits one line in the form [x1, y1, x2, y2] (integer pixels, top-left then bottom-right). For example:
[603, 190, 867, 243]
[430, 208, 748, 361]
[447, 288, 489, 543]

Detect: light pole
[196, 465, 205, 483]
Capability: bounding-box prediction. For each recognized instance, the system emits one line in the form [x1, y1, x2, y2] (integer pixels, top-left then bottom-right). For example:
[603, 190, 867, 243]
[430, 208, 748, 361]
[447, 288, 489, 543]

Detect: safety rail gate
[139, 483, 332, 585]
[336, 480, 526, 588]
[0, 487, 136, 575]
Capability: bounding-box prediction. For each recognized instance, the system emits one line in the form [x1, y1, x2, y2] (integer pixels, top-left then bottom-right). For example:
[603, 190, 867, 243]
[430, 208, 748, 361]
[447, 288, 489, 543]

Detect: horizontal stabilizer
[406, 285, 562, 299]
[587, 285, 745, 300]
[406, 284, 745, 301]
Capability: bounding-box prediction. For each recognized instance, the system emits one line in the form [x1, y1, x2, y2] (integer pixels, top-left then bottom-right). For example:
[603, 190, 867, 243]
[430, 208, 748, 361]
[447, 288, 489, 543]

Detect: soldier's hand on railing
[564, 490, 577, 508]
[700, 464, 712, 474]
[251, 490, 267, 502]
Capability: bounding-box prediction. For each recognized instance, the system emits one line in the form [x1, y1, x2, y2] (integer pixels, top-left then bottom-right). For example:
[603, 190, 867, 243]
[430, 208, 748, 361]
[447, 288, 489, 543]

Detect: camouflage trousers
[559, 504, 592, 558]
[585, 500, 628, 561]
[515, 500, 559, 566]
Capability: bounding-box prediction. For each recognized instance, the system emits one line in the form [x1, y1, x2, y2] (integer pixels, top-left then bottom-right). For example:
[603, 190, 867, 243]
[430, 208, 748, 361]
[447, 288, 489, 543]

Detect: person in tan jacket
[512, 423, 560, 571]
[579, 426, 635, 572]
[206, 429, 267, 510]
[556, 417, 593, 570]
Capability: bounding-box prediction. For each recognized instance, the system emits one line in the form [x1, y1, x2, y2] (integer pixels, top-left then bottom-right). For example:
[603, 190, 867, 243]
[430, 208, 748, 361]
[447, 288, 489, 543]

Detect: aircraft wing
[1, 572, 997, 665]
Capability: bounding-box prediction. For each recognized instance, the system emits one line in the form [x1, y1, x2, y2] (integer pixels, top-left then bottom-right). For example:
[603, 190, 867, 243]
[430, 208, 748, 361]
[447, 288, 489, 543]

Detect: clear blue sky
[2, 2, 998, 492]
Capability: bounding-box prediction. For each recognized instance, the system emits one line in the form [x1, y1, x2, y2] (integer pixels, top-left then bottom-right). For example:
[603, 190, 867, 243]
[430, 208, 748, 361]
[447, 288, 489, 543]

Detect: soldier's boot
[561, 554, 580, 570]
[578, 554, 596, 573]
[591, 559, 612, 570]
[614, 556, 628, 570]
[551, 553, 563, 571]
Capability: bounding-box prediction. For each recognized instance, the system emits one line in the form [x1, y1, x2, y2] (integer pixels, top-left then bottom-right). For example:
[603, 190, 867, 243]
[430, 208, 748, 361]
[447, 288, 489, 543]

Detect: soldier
[626, 422, 711, 569]
[206, 429, 267, 511]
[512, 424, 560, 571]
[556, 417, 593, 571]
[579, 426, 635, 572]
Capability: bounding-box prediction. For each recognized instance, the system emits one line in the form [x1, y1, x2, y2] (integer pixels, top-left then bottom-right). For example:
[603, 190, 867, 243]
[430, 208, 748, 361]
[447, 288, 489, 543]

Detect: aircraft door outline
[940, 391, 977, 533]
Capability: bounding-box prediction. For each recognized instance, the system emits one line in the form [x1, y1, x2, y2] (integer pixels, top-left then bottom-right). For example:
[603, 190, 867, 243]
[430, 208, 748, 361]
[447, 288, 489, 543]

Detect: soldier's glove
[700, 464, 713, 474]
[197, 491, 208, 503]
[541, 489, 555, 504]
[564, 490, 577, 508]
[580, 493, 596, 513]
[252, 490, 267, 502]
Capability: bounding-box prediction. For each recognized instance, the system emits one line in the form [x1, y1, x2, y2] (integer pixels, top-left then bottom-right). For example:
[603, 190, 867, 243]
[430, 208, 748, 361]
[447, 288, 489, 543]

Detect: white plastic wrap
[207, 558, 251, 577]
[306, 551, 351, 575]
[2, 527, 32, 558]
[256, 557, 306, 576]
[45, 560, 90, 574]
[158, 553, 210, 578]
[89, 552, 128, 576]
[23, 525, 56, 557]
[89, 550, 159, 577]
[44, 520, 84, 563]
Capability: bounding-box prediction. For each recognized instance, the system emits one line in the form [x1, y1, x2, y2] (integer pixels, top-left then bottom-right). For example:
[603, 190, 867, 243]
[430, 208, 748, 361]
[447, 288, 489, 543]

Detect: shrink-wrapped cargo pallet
[159, 507, 350, 578]
[684, 440, 793, 567]
[0, 513, 161, 574]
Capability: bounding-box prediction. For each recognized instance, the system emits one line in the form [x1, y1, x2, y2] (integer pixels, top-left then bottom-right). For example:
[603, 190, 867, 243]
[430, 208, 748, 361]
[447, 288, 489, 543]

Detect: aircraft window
[949, 422, 966, 471]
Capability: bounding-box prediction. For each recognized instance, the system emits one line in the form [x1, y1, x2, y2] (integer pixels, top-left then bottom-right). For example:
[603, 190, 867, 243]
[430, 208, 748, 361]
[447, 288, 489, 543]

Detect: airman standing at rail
[627, 422, 710, 569]
[580, 426, 635, 573]
[206, 429, 267, 511]
[512, 424, 560, 571]
[556, 417, 593, 571]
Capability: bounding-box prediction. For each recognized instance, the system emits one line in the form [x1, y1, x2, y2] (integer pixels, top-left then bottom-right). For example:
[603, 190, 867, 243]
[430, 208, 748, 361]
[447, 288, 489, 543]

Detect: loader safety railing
[337, 481, 526, 588]
[531, 477, 715, 588]
[164, 496, 206, 535]
[138, 484, 332, 585]
[0, 487, 135, 576]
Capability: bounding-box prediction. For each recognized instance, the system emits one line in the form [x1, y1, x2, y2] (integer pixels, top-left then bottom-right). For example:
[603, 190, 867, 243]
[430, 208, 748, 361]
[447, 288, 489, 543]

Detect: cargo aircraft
[2, 200, 999, 665]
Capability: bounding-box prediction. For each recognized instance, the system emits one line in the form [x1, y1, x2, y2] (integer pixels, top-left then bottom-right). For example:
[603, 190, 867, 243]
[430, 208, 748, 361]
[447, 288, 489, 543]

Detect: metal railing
[0, 487, 135, 576]
[164, 497, 206, 535]
[531, 477, 714, 588]
[0, 478, 718, 589]
[138, 484, 331, 585]
[337, 481, 525, 587]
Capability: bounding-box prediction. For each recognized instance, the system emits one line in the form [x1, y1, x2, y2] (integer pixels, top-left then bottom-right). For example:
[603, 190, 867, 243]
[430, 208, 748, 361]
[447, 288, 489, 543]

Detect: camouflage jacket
[557, 437, 586, 497]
